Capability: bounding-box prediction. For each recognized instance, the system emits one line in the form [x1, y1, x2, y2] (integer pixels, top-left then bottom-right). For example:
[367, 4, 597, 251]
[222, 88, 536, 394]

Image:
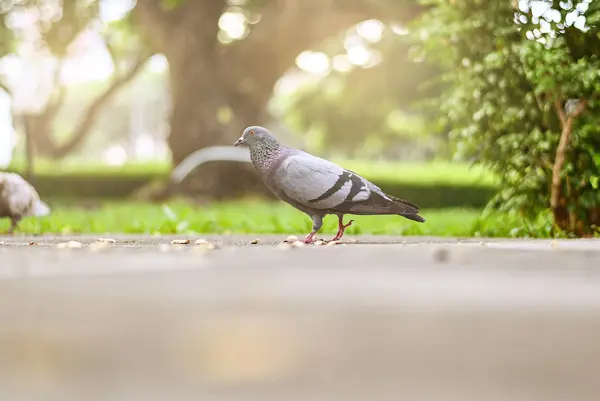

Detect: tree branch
[51, 52, 152, 159]
[571, 98, 587, 118]
[23, 57, 67, 158]
[104, 35, 119, 73]
[554, 98, 566, 126]
[44, 58, 67, 123]
[132, 0, 171, 53]
[550, 98, 587, 212]
[533, 92, 545, 112]
[0, 80, 11, 96]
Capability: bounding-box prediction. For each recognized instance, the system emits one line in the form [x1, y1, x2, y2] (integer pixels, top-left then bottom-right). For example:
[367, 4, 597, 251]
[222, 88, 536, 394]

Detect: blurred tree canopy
[0, 0, 150, 162]
[278, 21, 444, 160]
[412, 0, 600, 236]
[126, 0, 426, 195]
[131, 0, 425, 163]
[2, 0, 438, 196]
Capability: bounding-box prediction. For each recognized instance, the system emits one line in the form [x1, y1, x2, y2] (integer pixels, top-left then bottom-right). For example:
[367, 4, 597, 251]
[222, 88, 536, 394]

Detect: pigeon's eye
[249, 130, 255, 135]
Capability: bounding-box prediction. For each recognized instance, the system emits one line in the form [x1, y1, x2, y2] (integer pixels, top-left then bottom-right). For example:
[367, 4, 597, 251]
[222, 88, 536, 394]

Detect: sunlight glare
[148, 54, 169, 73]
[565, 10, 578, 26]
[530, 1, 550, 18]
[0, 91, 16, 168]
[332, 55, 352, 72]
[390, 24, 409, 36]
[0, 55, 22, 81]
[539, 18, 551, 33]
[100, 0, 135, 23]
[543, 9, 562, 23]
[61, 46, 114, 84]
[574, 14, 587, 30]
[219, 12, 247, 40]
[295, 51, 330, 76]
[356, 19, 384, 43]
[134, 134, 157, 161]
[103, 145, 128, 166]
[347, 45, 371, 66]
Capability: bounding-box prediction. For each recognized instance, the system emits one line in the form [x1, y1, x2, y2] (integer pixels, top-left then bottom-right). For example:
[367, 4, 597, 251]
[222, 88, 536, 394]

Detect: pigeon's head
[234, 126, 275, 148]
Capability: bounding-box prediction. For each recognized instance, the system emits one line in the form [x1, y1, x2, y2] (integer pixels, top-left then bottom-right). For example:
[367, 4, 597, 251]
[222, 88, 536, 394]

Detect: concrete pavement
[1, 235, 600, 401]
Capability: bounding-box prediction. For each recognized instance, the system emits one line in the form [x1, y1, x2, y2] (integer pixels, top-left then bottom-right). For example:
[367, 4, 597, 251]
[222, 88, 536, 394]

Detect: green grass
[7, 159, 497, 187]
[0, 199, 544, 238]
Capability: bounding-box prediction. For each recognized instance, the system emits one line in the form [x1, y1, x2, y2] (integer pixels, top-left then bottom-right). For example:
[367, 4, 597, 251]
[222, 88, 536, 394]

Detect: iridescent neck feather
[249, 136, 286, 174]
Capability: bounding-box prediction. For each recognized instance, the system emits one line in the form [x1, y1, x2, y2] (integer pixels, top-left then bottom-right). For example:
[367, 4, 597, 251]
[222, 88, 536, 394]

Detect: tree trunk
[166, 47, 272, 199]
[550, 98, 596, 236]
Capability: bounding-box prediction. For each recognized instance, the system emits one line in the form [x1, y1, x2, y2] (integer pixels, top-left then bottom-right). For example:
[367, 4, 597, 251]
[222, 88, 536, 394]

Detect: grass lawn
[0, 199, 545, 238]
[7, 159, 497, 187]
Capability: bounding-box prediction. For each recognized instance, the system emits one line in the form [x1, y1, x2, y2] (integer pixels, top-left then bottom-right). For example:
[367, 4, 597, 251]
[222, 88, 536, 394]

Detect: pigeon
[0, 172, 50, 234]
[234, 126, 425, 243]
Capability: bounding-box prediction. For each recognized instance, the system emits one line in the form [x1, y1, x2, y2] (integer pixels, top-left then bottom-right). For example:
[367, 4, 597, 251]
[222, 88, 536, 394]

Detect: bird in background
[0, 172, 50, 234]
[234, 125, 425, 243]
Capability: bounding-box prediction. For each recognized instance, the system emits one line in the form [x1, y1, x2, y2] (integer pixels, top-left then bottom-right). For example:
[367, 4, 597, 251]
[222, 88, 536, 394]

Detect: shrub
[413, 0, 600, 236]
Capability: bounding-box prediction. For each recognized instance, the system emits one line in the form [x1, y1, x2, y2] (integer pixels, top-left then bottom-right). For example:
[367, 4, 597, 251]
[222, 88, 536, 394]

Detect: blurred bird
[234, 126, 425, 243]
[0, 172, 50, 234]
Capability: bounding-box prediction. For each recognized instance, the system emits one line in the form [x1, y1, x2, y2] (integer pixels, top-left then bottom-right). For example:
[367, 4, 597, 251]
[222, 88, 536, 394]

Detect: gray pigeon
[0, 172, 50, 234]
[234, 126, 425, 243]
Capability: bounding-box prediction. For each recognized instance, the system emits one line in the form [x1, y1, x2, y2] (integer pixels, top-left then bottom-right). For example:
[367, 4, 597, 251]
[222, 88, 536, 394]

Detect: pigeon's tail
[332, 192, 425, 223]
[388, 197, 426, 223]
[398, 212, 426, 223]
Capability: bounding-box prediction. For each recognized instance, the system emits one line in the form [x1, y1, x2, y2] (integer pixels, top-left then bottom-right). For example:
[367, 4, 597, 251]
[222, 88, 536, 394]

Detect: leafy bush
[413, 0, 600, 236]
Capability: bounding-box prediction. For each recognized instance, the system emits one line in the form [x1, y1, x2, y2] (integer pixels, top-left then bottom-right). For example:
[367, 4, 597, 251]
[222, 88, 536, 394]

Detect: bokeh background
[0, 0, 598, 237]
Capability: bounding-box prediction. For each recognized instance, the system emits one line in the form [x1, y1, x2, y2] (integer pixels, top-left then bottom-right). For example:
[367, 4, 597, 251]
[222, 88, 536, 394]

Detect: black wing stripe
[343, 172, 369, 202]
[308, 171, 351, 203]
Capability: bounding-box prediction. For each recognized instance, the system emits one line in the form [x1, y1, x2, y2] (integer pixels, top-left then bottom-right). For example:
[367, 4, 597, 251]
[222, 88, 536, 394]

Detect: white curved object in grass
[170, 146, 251, 184]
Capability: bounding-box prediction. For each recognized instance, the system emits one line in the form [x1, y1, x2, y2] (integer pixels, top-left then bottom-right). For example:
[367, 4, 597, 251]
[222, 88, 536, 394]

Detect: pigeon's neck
[249, 138, 286, 174]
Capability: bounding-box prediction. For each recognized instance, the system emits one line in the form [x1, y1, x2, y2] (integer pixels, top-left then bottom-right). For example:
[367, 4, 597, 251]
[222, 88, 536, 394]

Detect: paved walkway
[1, 235, 599, 401]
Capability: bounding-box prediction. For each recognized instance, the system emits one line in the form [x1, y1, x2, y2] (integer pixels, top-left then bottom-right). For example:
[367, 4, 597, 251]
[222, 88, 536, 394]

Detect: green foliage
[412, 0, 600, 236]
[0, 200, 541, 238]
[277, 19, 445, 158]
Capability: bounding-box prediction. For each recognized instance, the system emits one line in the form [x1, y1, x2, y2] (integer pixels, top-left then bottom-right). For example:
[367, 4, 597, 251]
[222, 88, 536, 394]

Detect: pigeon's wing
[274, 152, 425, 222]
[273, 152, 374, 210]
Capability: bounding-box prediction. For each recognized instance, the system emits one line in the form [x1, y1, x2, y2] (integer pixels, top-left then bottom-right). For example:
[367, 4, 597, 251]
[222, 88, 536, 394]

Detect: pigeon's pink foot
[331, 217, 353, 242]
[303, 232, 317, 243]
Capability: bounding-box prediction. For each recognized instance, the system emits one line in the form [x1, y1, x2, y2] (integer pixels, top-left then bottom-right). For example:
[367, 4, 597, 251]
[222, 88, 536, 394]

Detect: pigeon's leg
[7, 215, 21, 235]
[331, 215, 354, 241]
[303, 215, 323, 243]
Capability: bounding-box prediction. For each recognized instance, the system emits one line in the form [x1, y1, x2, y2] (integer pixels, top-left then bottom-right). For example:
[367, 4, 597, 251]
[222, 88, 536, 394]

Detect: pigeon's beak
[233, 137, 244, 147]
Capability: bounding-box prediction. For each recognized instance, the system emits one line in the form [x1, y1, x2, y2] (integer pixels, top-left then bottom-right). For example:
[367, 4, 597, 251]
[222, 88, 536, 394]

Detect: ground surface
[1, 235, 600, 401]
[5, 233, 600, 248]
